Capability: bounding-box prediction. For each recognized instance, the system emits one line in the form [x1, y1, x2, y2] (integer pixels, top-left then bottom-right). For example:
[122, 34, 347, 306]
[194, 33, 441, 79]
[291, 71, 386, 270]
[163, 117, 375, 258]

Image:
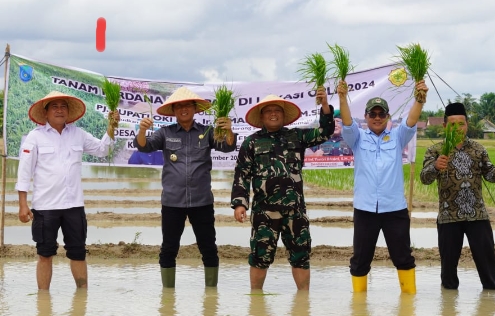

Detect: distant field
[3, 137, 495, 206]
[303, 138, 495, 206]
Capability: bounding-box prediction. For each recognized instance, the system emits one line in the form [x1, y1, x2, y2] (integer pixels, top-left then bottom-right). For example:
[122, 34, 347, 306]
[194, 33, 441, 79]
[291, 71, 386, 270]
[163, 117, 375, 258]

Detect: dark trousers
[350, 208, 415, 276]
[438, 220, 495, 289]
[32, 207, 87, 260]
[159, 204, 218, 268]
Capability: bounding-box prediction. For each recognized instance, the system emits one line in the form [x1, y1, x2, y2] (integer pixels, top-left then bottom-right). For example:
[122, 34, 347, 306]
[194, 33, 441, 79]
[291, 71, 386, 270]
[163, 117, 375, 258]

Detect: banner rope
[427, 68, 463, 109]
[427, 69, 495, 205]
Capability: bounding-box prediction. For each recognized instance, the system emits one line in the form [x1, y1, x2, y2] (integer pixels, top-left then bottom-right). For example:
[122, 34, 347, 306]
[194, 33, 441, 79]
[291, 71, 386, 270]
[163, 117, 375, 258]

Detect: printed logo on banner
[19, 64, 34, 82]
[388, 67, 408, 86]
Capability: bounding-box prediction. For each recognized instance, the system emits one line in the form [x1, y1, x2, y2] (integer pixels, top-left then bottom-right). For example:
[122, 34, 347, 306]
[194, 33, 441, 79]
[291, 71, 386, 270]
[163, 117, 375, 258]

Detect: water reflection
[396, 293, 416, 316]
[36, 291, 52, 316]
[350, 292, 369, 315]
[69, 288, 88, 316]
[248, 290, 271, 315]
[203, 287, 219, 315]
[35, 289, 87, 316]
[473, 290, 495, 316]
[440, 288, 460, 316]
[159, 288, 177, 315]
[1, 260, 495, 315]
[291, 290, 310, 315]
[3, 159, 233, 180]
[87, 165, 161, 179]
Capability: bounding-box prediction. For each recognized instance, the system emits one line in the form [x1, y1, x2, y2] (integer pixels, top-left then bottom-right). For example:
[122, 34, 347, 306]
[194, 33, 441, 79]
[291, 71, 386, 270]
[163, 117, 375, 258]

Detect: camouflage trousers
[248, 208, 311, 269]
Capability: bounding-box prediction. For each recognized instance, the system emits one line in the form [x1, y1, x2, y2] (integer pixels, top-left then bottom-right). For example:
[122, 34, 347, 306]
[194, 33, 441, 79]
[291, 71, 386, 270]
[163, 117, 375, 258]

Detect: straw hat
[156, 87, 211, 116]
[245, 95, 301, 128]
[28, 91, 86, 125]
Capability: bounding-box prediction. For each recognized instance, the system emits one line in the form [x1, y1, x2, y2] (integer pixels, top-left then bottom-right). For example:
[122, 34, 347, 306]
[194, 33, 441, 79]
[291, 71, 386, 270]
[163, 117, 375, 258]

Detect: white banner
[6, 55, 416, 169]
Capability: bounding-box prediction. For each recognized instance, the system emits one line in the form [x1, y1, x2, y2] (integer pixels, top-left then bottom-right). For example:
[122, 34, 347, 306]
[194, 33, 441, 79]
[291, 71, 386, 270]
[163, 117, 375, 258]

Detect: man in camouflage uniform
[420, 102, 495, 290]
[231, 88, 335, 290]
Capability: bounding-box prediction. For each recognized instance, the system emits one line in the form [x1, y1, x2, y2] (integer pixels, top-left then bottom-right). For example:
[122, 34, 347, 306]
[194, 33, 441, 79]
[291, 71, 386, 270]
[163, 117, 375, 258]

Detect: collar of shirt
[259, 126, 288, 136]
[364, 127, 390, 139]
[173, 120, 201, 132]
[44, 121, 74, 132]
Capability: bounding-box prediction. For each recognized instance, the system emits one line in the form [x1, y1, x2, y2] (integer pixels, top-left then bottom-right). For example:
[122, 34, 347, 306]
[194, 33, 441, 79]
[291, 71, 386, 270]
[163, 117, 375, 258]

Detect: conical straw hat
[157, 87, 211, 116]
[245, 95, 301, 128]
[28, 91, 86, 125]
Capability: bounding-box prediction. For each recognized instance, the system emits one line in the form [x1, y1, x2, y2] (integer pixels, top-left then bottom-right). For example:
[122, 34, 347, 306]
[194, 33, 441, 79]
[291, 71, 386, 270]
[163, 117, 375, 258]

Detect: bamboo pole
[1, 43, 10, 247]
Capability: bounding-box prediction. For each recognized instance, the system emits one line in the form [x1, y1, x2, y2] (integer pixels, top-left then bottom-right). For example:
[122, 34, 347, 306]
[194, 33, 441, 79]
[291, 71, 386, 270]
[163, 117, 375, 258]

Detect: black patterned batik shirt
[420, 137, 495, 224]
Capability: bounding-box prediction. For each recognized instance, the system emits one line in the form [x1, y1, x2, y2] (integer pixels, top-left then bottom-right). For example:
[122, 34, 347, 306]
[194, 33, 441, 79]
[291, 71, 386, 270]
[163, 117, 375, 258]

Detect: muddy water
[1, 259, 495, 315]
[3, 164, 495, 315]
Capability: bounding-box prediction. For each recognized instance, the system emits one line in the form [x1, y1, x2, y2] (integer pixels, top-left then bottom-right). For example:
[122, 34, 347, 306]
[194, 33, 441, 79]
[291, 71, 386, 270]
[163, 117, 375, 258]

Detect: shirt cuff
[15, 182, 31, 192]
[101, 133, 113, 144]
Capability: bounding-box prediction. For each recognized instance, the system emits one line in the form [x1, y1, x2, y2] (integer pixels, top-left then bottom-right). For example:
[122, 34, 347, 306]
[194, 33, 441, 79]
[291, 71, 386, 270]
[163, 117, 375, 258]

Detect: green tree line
[420, 92, 495, 139]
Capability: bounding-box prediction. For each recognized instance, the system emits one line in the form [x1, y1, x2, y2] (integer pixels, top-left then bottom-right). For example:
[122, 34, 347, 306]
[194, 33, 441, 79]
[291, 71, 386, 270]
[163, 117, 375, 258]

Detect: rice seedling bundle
[102, 78, 121, 140]
[396, 43, 431, 104]
[297, 52, 328, 104]
[326, 43, 354, 90]
[202, 84, 237, 142]
[441, 122, 464, 156]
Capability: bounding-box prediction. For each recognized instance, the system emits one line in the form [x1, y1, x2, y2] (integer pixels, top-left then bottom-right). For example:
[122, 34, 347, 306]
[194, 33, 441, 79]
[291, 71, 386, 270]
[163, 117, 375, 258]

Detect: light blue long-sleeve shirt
[342, 119, 416, 213]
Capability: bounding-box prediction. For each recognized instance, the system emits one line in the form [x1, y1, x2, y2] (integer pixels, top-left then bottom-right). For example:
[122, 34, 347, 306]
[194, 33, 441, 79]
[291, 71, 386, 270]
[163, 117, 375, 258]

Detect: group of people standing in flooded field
[16, 80, 495, 294]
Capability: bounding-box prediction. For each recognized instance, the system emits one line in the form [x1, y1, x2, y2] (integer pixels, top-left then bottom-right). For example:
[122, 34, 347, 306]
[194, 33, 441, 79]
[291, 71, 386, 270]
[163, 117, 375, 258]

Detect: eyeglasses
[367, 112, 387, 119]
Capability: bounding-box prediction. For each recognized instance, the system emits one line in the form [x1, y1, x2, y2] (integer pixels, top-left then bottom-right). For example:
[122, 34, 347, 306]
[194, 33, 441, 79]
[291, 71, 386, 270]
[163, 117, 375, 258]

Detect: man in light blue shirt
[337, 79, 428, 294]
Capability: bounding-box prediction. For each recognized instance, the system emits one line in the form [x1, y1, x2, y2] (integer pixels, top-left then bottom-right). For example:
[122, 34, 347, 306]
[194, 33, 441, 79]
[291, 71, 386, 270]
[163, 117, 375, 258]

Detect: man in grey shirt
[134, 87, 237, 288]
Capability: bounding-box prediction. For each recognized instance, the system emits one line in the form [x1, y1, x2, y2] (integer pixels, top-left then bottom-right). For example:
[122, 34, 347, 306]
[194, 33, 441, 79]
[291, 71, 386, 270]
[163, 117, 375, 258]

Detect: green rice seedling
[102, 78, 121, 140]
[199, 84, 238, 142]
[395, 43, 431, 104]
[441, 122, 464, 156]
[144, 94, 153, 117]
[143, 94, 155, 132]
[297, 52, 328, 104]
[326, 43, 355, 91]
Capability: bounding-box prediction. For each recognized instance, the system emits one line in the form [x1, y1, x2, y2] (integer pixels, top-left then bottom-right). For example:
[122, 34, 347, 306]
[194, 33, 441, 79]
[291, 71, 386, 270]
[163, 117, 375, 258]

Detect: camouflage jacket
[231, 110, 335, 212]
[420, 137, 495, 224]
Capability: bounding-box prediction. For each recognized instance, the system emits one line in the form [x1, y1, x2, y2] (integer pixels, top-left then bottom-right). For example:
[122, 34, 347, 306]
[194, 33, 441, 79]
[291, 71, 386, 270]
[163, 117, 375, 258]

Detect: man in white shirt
[16, 91, 120, 290]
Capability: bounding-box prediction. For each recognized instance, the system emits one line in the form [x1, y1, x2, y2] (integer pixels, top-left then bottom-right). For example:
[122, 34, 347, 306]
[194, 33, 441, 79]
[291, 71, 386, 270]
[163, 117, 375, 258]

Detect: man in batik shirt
[420, 102, 495, 290]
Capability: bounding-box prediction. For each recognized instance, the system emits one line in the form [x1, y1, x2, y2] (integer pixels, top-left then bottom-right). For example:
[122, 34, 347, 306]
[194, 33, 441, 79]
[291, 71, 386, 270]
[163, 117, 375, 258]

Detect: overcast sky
[1, 0, 494, 112]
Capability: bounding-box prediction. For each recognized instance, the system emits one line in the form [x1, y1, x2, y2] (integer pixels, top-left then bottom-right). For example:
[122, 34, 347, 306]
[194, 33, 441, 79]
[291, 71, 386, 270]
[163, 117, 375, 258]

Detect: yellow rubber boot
[352, 275, 367, 292]
[398, 268, 416, 294]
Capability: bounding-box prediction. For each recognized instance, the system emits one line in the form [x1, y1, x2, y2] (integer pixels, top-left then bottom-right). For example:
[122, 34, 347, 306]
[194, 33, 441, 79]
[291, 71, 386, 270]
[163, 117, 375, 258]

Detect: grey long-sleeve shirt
[133, 121, 237, 208]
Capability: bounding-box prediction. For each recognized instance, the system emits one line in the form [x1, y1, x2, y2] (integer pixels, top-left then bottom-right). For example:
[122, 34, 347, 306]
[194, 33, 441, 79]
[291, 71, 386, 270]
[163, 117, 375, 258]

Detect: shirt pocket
[254, 143, 272, 176]
[192, 137, 210, 162]
[70, 145, 84, 164]
[165, 140, 183, 151]
[285, 141, 303, 173]
[37, 146, 56, 167]
[359, 140, 377, 161]
[379, 139, 397, 161]
[165, 139, 183, 162]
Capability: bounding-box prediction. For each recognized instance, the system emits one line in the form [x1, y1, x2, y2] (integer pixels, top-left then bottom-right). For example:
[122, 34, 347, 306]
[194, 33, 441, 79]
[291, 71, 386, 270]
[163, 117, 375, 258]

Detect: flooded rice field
[2, 259, 495, 315]
[2, 165, 495, 315]
[3, 221, 454, 249]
